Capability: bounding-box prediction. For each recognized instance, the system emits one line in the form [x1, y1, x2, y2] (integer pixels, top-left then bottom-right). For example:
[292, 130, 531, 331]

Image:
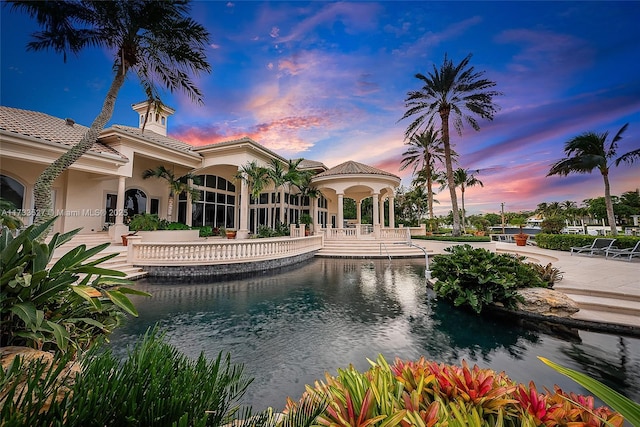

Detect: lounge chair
[605, 241, 640, 261]
[570, 238, 616, 256]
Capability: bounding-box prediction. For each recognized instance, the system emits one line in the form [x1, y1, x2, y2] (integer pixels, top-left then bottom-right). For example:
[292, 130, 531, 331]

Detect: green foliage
[431, 245, 547, 314]
[530, 263, 563, 287]
[0, 218, 149, 353]
[413, 235, 491, 242]
[299, 214, 312, 226]
[285, 354, 624, 427]
[539, 357, 639, 426]
[540, 216, 565, 234]
[128, 213, 162, 231]
[194, 225, 213, 237]
[165, 221, 191, 230]
[535, 233, 640, 251]
[257, 223, 290, 238]
[0, 198, 24, 231]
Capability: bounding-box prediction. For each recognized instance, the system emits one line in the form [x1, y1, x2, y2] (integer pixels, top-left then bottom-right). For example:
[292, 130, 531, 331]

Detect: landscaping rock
[516, 288, 580, 317]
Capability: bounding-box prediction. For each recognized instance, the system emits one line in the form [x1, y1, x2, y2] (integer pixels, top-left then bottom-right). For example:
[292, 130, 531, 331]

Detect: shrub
[128, 213, 162, 231]
[0, 218, 148, 353]
[413, 235, 491, 243]
[165, 221, 191, 230]
[430, 244, 547, 314]
[541, 216, 565, 234]
[194, 225, 213, 237]
[284, 354, 624, 427]
[536, 233, 640, 251]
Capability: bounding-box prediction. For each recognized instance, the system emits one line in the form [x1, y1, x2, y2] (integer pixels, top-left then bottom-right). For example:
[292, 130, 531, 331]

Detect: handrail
[379, 242, 391, 261]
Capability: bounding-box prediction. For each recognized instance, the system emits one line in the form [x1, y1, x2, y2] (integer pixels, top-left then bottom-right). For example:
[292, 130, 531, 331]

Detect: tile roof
[314, 160, 399, 179]
[298, 159, 327, 170]
[111, 125, 195, 153]
[0, 106, 127, 160]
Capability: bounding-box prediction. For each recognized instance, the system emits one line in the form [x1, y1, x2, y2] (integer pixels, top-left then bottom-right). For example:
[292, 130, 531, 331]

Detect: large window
[125, 189, 147, 217]
[0, 174, 24, 211]
[189, 175, 236, 228]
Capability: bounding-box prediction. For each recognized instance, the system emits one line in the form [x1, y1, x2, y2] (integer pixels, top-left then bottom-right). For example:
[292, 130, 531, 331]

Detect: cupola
[131, 101, 175, 136]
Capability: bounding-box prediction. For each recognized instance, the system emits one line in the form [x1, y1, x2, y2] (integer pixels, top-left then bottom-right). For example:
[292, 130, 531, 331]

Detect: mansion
[0, 103, 400, 241]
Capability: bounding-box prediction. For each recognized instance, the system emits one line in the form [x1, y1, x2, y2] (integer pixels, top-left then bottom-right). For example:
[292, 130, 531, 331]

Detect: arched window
[124, 188, 147, 217]
[1, 174, 24, 211]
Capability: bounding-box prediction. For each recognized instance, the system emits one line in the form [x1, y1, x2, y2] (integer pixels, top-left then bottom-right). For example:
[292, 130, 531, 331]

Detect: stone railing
[126, 235, 323, 266]
[380, 227, 411, 240]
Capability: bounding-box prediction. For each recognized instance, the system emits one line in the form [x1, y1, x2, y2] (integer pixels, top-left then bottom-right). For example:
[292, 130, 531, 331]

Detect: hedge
[535, 233, 640, 251]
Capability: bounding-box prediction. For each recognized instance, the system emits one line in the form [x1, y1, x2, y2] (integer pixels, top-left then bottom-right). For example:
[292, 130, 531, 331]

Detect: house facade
[0, 103, 400, 241]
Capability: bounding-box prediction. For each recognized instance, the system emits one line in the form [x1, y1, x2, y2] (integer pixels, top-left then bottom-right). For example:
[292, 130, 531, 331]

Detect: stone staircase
[48, 232, 147, 280]
[552, 286, 640, 328]
[316, 238, 429, 258]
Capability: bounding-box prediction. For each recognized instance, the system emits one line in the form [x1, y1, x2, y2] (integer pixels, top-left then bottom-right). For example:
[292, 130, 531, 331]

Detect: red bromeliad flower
[515, 382, 548, 421]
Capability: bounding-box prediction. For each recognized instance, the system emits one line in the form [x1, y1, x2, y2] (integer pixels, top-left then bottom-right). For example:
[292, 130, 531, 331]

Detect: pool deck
[492, 241, 640, 330]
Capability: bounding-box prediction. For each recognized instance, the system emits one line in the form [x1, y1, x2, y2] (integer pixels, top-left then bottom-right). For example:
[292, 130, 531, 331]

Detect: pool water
[108, 258, 640, 411]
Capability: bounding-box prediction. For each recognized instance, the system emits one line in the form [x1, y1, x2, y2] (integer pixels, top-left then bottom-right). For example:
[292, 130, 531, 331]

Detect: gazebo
[311, 160, 401, 238]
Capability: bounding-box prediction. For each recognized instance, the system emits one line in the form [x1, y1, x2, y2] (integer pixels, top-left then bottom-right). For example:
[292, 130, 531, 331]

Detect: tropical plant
[0, 217, 148, 353]
[400, 53, 501, 236]
[540, 216, 565, 234]
[1, 328, 267, 427]
[236, 161, 272, 199]
[400, 127, 447, 220]
[431, 244, 547, 313]
[127, 213, 162, 231]
[0, 198, 23, 230]
[441, 168, 484, 232]
[530, 263, 563, 287]
[142, 166, 201, 221]
[285, 354, 624, 427]
[9, 0, 211, 233]
[548, 123, 640, 236]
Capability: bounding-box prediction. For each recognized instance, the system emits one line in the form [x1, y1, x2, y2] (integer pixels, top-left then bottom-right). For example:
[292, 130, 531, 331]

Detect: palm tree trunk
[460, 186, 466, 231]
[167, 193, 174, 222]
[439, 108, 461, 235]
[602, 170, 617, 236]
[426, 164, 434, 220]
[33, 66, 126, 236]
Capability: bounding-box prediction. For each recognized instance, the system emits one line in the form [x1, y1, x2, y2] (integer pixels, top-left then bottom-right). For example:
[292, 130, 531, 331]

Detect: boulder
[516, 288, 580, 318]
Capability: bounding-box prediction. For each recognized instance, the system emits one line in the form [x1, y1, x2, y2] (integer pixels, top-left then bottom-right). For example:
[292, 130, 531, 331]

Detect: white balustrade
[128, 235, 323, 266]
[321, 226, 409, 241]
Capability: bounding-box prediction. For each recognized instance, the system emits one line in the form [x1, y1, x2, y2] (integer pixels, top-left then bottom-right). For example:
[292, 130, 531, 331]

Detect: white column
[279, 187, 285, 224]
[379, 195, 385, 227]
[311, 197, 318, 234]
[372, 193, 379, 226]
[356, 200, 362, 224]
[389, 196, 395, 228]
[116, 176, 126, 225]
[337, 193, 344, 229]
[186, 178, 193, 226]
[237, 174, 250, 239]
[372, 193, 380, 238]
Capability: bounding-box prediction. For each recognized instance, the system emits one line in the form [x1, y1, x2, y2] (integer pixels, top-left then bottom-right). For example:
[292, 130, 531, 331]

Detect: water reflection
[109, 258, 640, 411]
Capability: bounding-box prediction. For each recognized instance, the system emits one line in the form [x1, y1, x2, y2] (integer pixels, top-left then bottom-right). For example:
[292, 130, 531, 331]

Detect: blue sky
[2, 1, 639, 215]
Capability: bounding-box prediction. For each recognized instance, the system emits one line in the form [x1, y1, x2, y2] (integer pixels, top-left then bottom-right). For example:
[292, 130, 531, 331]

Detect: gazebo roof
[314, 160, 399, 179]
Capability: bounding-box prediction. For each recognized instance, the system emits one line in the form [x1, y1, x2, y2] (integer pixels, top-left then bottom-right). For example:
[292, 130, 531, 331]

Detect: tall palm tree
[9, 0, 211, 232]
[399, 127, 447, 220]
[400, 53, 501, 236]
[142, 166, 200, 222]
[452, 168, 484, 231]
[267, 159, 288, 223]
[548, 123, 640, 235]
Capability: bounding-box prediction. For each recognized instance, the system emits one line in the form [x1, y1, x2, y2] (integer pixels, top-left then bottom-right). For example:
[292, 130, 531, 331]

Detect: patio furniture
[605, 241, 640, 261]
[570, 238, 616, 256]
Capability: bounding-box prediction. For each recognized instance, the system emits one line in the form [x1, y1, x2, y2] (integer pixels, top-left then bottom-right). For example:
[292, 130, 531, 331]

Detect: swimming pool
[108, 257, 640, 411]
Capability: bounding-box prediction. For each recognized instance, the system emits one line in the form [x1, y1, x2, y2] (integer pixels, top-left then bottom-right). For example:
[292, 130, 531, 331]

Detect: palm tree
[548, 123, 640, 235]
[9, 0, 211, 232]
[400, 53, 501, 236]
[142, 166, 201, 222]
[399, 127, 447, 220]
[236, 161, 271, 200]
[452, 168, 484, 231]
[267, 159, 288, 224]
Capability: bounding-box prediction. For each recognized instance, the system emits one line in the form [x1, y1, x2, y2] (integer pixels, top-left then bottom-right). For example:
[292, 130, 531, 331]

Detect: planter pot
[121, 235, 128, 246]
[226, 230, 237, 239]
[514, 234, 529, 246]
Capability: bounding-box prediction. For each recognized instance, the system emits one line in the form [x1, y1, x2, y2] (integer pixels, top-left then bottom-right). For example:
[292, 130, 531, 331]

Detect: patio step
[317, 239, 428, 258]
[554, 287, 640, 328]
[48, 233, 147, 280]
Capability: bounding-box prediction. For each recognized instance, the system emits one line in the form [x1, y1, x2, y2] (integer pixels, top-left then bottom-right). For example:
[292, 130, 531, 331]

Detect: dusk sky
[2, 1, 639, 215]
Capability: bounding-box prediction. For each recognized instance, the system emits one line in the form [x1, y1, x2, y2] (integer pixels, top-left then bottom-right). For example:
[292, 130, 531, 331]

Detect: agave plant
[0, 217, 149, 353]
